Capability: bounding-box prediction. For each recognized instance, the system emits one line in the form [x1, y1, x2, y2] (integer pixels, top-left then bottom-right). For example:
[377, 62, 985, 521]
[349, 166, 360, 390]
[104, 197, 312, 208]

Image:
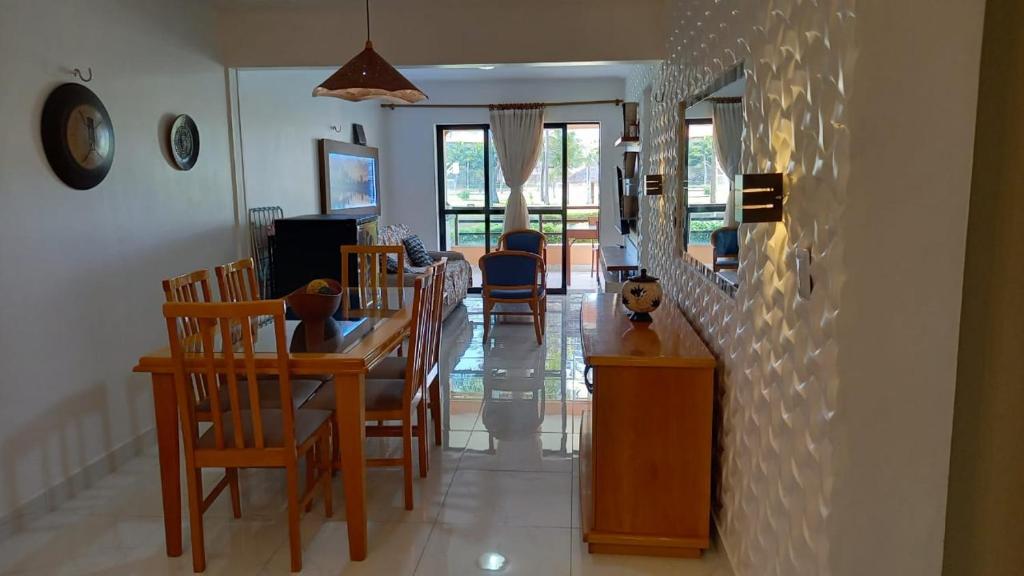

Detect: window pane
[445, 213, 485, 287]
[490, 128, 564, 208]
[687, 123, 731, 205]
[688, 211, 726, 246]
[443, 129, 486, 209]
[566, 124, 600, 208]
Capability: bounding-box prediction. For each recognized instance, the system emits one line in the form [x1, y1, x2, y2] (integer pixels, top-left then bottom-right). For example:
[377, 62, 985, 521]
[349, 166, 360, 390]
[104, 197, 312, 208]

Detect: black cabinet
[270, 215, 378, 298]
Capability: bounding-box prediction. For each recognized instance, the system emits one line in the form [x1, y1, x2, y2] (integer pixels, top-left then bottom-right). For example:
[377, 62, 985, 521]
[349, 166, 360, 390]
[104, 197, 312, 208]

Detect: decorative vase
[285, 279, 342, 353]
[620, 268, 662, 323]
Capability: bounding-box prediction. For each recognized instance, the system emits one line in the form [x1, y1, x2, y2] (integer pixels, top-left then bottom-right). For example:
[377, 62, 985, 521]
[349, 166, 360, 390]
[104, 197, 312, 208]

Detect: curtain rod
[381, 98, 624, 110]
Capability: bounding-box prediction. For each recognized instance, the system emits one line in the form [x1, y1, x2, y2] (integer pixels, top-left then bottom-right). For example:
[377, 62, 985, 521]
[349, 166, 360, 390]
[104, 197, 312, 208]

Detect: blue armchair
[498, 229, 547, 256]
[479, 250, 547, 344]
[710, 226, 739, 271]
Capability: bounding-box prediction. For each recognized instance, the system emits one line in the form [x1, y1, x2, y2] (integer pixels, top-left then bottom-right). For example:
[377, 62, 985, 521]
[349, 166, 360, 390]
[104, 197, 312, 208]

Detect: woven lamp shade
[313, 41, 426, 104]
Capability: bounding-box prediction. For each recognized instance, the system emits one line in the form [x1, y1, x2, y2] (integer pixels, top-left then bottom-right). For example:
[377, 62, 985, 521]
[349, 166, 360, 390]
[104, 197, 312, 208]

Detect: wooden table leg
[152, 373, 182, 557]
[334, 372, 368, 561]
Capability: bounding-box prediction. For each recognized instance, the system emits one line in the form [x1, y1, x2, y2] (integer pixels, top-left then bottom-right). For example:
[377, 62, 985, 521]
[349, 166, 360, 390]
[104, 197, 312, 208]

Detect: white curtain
[490, 105, 546, 233]
[712, 102, 744, 226]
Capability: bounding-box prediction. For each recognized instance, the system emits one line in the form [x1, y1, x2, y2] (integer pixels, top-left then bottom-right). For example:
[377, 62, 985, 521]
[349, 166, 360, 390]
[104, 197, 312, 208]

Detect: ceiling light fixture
[312, 0, 427, 104]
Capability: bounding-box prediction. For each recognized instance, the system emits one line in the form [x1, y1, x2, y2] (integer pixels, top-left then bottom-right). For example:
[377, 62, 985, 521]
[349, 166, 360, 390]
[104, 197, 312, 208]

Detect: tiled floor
[0, 295, 734, 575]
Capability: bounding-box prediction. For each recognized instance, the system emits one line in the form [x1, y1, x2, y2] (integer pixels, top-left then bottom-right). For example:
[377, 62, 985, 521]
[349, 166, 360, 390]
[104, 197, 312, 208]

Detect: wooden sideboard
[578, 293, 715, 558]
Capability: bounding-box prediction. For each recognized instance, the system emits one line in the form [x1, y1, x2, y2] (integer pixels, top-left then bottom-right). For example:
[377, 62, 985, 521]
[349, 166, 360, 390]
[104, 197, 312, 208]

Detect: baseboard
[713, 512, 741, 576]
[0, 427, 155, 539]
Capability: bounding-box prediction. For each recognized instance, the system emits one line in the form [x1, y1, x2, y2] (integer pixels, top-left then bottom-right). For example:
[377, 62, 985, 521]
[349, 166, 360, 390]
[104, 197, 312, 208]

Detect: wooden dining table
[133, 296, 413, 562]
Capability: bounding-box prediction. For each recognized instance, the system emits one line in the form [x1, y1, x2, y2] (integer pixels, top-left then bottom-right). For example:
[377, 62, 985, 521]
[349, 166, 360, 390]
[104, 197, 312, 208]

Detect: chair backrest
[340, 245, 405, 316]
[498, 229, 546, 255]
[164, 300, 295, 452]
[400, 268, 435, 406]
[162, 269, 213, 330]
[162, 269, 214, 407]
[711, 227, 739, 258]
[424, 258, 447, 379]
[215, 257, 261, 302]
[479, 251, 544, 295]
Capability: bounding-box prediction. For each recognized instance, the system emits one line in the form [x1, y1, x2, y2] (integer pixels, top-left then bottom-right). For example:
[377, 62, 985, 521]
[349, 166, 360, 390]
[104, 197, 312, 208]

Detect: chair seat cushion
[715, 257, 739, 267]
[196, 378, 323, 413]
[198, 409, 332, 449]
[488, 287, 545, 300]
[302, 378, 412, 414]
[368, 356, 408, 380]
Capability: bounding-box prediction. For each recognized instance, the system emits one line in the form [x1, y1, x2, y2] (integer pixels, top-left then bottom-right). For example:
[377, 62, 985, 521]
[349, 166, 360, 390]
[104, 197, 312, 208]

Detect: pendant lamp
[313, 0, 427, 104]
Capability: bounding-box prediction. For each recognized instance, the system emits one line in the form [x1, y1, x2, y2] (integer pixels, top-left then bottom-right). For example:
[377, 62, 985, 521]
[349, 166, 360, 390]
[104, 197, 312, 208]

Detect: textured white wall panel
[627, 2, 855, 574]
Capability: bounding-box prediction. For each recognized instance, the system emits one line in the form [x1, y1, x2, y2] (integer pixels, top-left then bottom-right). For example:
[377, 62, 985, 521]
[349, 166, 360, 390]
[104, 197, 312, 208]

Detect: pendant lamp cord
[365, 0, 371, 42]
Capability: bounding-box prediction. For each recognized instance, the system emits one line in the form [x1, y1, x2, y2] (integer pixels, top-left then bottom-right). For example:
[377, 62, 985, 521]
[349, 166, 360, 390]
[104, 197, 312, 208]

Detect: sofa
[378, 224, 471, 318]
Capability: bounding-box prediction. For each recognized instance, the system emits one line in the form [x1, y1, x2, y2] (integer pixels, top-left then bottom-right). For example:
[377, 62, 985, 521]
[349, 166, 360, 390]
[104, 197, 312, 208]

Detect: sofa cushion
[386, 254, 419, 274]
[402, 235, 434, 267]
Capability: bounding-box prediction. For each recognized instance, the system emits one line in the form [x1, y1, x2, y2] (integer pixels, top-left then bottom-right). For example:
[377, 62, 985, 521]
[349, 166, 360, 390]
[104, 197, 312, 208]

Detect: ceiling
[395, 62, 650, 83]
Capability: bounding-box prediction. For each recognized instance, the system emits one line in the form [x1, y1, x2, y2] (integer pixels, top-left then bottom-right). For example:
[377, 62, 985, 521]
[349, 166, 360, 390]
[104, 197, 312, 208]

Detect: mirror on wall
[678, 65, 747, 291]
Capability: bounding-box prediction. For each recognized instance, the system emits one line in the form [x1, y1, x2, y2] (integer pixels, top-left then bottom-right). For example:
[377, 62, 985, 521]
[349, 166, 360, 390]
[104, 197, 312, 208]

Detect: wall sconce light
[735, 173, 784, 223]
[645, 174, 663, 195]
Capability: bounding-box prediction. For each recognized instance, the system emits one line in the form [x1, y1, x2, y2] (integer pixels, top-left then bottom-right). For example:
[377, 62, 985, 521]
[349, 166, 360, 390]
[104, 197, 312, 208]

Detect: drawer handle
[584, 365, 593, 393]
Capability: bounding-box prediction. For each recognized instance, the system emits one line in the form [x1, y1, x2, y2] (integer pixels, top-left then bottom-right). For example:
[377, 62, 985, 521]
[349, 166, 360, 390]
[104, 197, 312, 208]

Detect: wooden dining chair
[340, 245, 405, 317]
[215, 257, 325, 411]
[479, 251, 547, 345]
[164, 300, 333, 573]
[364, 259, 448, 446]
[163, 270, 222, 423]
[214, 257, 261, 303]
[303, 265, 437, 510]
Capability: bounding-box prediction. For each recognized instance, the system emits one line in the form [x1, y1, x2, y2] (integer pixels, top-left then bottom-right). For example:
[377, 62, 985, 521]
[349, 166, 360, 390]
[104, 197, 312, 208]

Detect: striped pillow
[402, 235, 434, 267]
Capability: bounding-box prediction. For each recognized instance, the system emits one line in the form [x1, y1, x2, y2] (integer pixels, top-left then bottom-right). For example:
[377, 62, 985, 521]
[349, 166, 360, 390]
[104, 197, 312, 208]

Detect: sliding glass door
[439, 123, 599, 294]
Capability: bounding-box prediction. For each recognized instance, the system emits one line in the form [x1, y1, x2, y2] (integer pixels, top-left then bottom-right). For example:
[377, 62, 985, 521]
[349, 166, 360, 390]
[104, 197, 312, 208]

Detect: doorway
[436, 122, 601, 293]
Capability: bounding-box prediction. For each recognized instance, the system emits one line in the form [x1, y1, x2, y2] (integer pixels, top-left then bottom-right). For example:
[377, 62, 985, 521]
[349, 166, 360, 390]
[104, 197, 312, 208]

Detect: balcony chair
[479, 250, 547, 345]
[710, 226, 739, 271]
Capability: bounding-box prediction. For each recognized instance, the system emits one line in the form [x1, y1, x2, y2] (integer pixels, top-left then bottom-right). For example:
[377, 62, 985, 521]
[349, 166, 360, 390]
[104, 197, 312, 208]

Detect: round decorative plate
[41, 83, 115, 190]
[169, 114, 200, 170]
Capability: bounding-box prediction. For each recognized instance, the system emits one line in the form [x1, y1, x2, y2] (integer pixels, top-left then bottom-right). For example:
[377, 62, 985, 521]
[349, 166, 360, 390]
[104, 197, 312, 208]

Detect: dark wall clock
[169, 114, 200, 171]
[41, 83, 115, 190]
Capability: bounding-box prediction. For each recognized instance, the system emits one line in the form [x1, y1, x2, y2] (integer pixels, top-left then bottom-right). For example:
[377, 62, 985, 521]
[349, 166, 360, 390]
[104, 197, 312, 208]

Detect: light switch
[797, 247, 813, 299]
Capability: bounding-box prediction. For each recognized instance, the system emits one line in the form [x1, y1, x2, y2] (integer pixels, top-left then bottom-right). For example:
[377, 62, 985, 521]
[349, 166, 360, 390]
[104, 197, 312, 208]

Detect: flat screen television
[318, 139, 381, 218]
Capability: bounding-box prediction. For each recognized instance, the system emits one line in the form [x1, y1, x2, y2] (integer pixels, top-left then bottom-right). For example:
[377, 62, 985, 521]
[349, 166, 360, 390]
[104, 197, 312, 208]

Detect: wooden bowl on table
[285, 279, 342, 353]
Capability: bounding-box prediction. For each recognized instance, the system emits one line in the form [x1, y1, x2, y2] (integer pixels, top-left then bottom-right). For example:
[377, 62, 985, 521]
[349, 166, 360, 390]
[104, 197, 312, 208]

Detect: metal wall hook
[329, 125, 343, 133]
[71, 67, 93, 83]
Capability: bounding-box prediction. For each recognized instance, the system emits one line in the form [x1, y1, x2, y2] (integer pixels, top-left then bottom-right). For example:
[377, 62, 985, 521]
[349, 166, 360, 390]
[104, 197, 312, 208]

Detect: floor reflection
[438, 295, 589, 467]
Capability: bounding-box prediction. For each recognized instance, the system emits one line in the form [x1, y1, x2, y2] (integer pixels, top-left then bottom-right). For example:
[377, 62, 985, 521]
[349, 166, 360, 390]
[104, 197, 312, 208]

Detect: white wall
[834, 1, 985, 574]
[235, 69, 389, 218]
[0, 0, 236, 518]
[383, 77, 627, 250]
[629, 0, 985, 574]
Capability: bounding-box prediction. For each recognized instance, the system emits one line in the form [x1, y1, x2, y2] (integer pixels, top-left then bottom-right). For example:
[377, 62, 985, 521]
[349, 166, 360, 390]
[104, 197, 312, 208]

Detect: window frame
[435, 123, 572, 294]
[682, 118, 728, 252]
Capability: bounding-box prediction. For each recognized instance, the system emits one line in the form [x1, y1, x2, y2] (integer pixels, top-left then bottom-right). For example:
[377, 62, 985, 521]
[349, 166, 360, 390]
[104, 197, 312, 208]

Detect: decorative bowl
[285, 279, 342, 322]
[286, 279, 342, 353]
[620, 268, 662, 323]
